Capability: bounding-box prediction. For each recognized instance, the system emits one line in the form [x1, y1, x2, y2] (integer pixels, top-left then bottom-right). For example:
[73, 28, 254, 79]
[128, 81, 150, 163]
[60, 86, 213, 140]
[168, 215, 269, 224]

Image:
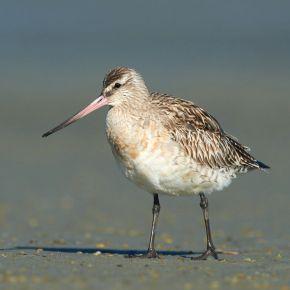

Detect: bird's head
[101, 67, 149, 107]
[42, 67, 148, 137]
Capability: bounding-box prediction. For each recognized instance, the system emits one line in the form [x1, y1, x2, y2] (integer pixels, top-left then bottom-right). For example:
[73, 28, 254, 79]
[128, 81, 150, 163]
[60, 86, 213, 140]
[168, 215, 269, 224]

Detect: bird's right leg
[146, 193, 160, 258]
[127, 193, 160, 259]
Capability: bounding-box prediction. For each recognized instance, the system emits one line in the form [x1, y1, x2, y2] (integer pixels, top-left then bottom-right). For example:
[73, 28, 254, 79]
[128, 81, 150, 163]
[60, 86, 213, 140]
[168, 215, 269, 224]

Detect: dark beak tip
[42, 132, 50, 138]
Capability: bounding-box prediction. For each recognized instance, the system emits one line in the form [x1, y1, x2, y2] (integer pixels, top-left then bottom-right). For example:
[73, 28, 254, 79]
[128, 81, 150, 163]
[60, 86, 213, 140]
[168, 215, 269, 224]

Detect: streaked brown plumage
[150, 92, 262, 172]
[43, 66, 269, 260]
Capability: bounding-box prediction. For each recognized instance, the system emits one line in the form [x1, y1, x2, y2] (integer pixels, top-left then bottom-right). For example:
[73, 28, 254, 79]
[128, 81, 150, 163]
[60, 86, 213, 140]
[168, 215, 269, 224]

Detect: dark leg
[126, 194, 160, 259]
[192, 193, 219, 260]
[146, 193, 160, 258]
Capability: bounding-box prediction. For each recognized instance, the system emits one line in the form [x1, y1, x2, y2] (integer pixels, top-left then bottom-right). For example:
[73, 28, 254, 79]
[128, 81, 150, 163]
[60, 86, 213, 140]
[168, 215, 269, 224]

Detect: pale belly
[106, 119, 234, 196]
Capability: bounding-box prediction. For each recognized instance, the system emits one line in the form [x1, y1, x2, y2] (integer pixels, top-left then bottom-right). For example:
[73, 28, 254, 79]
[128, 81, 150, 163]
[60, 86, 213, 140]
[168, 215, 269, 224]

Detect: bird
[42, 67, 269, 260]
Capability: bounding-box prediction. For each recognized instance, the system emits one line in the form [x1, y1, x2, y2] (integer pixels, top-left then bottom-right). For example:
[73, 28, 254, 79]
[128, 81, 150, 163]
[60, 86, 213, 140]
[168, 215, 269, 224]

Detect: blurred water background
[0, 0, 290, 251]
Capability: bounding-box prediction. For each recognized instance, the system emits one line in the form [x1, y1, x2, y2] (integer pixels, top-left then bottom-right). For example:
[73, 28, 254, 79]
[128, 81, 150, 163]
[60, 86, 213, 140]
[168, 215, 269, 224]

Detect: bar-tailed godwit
[43, 67, 269, 260]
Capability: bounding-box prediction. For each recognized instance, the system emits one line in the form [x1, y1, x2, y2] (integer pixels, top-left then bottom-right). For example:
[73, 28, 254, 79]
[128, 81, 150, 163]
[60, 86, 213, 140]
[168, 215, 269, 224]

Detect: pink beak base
[42, 95, 108, 137]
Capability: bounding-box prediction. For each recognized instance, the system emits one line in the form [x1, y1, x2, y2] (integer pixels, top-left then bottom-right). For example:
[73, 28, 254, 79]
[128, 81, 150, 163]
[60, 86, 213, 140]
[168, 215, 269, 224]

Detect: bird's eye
[114, 82, 121, 89]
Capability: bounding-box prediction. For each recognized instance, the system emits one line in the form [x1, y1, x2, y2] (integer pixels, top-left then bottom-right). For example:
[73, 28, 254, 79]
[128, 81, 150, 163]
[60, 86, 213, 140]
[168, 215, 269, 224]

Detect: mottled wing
[150, 93, 260, 171]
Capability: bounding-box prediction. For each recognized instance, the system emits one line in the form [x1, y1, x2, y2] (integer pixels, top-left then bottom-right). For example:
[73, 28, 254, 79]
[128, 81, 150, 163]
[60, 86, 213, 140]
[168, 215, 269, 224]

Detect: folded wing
[151, 93, 264, 172]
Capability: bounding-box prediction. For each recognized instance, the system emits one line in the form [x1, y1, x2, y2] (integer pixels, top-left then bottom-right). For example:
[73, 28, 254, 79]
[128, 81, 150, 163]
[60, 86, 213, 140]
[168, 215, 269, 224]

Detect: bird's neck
[119, 89, 151, 110]
[106, 92, 152, 133]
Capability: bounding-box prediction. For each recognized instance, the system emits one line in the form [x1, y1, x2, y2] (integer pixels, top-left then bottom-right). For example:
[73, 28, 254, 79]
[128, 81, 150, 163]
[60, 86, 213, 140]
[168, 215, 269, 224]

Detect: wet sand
[1, 247, 290, 290]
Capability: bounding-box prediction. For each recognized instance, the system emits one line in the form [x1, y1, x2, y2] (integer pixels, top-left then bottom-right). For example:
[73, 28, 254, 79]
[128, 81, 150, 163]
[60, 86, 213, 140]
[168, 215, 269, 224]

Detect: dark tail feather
[256, 160, 270, 170]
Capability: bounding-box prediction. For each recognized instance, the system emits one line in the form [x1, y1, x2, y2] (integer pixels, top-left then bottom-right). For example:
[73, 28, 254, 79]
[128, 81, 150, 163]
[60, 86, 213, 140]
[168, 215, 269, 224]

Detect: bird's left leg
[192, 192, 219, 260]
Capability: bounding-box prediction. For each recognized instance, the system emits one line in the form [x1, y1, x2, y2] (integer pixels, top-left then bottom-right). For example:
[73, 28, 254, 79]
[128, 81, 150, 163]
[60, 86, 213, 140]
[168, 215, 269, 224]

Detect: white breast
[106, 109, 235, 196]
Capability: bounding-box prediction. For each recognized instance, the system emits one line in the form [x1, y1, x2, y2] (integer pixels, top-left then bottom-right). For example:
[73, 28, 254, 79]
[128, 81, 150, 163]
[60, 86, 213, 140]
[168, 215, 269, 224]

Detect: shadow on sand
[4, 246, 198, 257]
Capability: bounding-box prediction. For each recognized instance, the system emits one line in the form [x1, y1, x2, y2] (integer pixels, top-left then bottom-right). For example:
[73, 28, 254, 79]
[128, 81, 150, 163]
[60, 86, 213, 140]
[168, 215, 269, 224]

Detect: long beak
[42, 95, 108, 137]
